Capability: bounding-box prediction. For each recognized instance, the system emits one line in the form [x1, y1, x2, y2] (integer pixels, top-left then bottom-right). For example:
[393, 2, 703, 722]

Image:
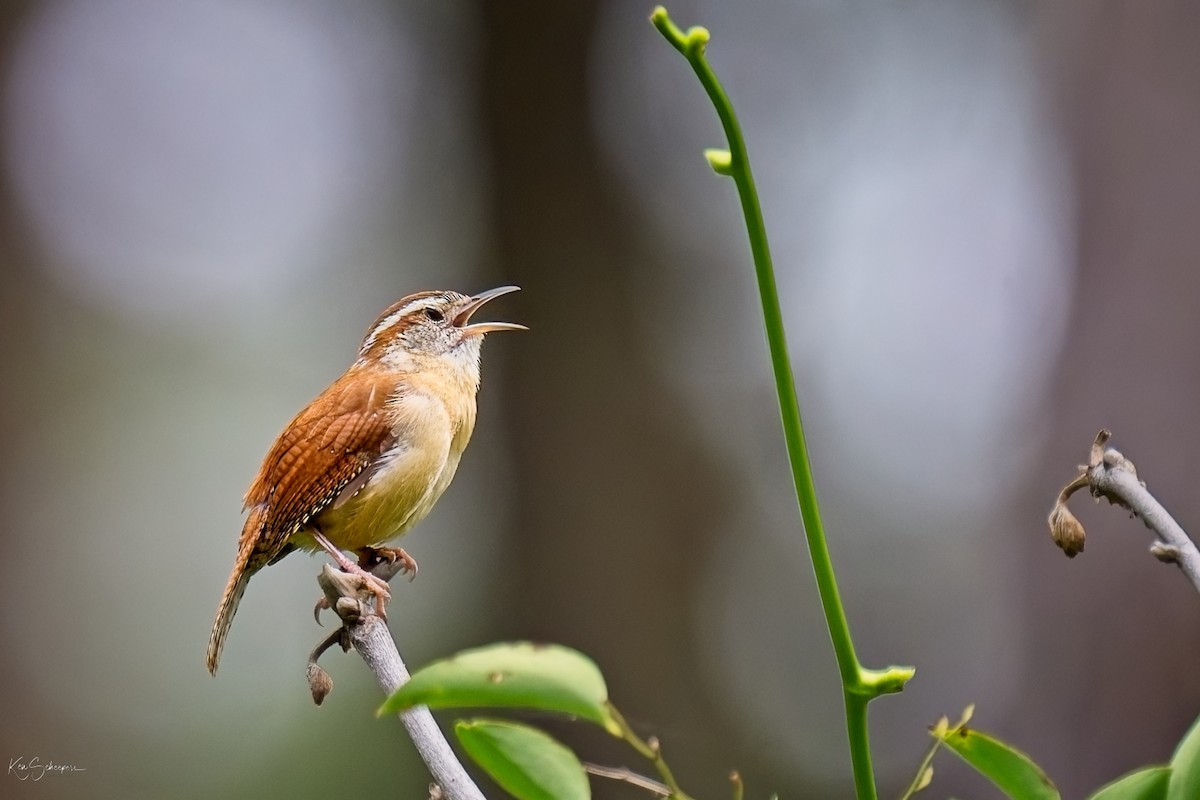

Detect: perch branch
[311, 565, 485, 800]
[1049, 429, 1200, 594]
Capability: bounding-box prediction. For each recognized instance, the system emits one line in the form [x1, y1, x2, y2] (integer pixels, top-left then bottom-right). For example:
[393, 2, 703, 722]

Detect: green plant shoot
[649, 7, 914, 800]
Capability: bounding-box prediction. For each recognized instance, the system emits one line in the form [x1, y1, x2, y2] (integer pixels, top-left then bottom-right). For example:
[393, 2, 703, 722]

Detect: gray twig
[583, 762, 671, 796]
[313, 565, 485, 800]
[1049, 430, 1200, 595]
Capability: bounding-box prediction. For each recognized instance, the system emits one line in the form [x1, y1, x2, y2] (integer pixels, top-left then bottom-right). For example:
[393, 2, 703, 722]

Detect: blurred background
[1, 0, 1198, 797]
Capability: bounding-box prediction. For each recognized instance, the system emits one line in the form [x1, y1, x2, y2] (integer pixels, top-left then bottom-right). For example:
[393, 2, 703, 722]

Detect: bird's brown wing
[240, 371, 398, 569]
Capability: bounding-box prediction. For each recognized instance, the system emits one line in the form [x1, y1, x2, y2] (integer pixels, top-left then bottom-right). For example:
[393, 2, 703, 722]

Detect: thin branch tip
[1052, 430, 1200, 594]
[584, 763, 671, 797]
[1089, 429, 1112, 466]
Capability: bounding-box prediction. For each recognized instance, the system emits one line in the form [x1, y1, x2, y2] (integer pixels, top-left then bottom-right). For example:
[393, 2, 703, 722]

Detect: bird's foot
[313, 561, 393, 623]
[358, 546, 418, 582]
[350, 566, 392, 620]
[309, 528, 395, 621]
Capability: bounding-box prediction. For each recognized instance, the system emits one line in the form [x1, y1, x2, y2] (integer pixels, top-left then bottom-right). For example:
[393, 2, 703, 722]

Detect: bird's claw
[359, 570, 392, 621]
[313, 562, 393, 623]
[358, 546, 419, 582]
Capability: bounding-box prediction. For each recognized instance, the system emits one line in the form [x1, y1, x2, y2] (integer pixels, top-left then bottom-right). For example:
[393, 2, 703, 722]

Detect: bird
[206, 286, 524, 675]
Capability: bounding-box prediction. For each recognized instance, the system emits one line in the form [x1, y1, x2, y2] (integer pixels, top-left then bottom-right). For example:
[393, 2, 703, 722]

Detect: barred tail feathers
[206, 550, 253, 675]
[208, 506, 270, 675]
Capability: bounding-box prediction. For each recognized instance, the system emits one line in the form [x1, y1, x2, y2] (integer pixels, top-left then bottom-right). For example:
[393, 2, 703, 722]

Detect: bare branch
[1050, 430, 1200, 595]
[314, 565, 485, 800]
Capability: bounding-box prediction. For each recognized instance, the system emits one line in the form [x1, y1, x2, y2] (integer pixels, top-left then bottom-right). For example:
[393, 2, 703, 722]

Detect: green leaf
[1167, 714, 1200, 800]
[934, 725, 1059, 800]
[1089, 766, 1170, 800]
[456, 719, 590, 800]
[379, 642, 620, 735]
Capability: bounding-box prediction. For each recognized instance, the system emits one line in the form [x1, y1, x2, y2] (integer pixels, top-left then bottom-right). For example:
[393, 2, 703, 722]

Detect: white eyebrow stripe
[359, 296, 448, 353]
[361, 310, 406, 352]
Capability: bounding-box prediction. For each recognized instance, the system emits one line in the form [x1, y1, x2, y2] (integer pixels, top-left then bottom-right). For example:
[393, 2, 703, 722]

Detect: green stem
[610, 705, 697, 800]
[730, 771, 745, 800]
[845, 694, 874, 799]
[649, 8, 915, 800]
[897, 735, 942, 800]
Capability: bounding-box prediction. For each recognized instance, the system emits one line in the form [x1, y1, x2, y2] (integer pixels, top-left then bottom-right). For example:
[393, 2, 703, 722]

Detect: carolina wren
[206, 286, 524, 675]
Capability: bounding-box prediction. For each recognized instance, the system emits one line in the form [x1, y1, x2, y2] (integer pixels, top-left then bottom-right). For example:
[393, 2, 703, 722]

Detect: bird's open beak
[454, 285, 527, 335]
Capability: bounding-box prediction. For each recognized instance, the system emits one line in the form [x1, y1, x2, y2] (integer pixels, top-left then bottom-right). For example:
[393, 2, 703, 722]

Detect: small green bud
[705, 148, 733, 175]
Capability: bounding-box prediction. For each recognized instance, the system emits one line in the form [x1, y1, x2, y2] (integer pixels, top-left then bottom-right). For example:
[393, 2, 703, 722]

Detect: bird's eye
[423, 307, 445, 322]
